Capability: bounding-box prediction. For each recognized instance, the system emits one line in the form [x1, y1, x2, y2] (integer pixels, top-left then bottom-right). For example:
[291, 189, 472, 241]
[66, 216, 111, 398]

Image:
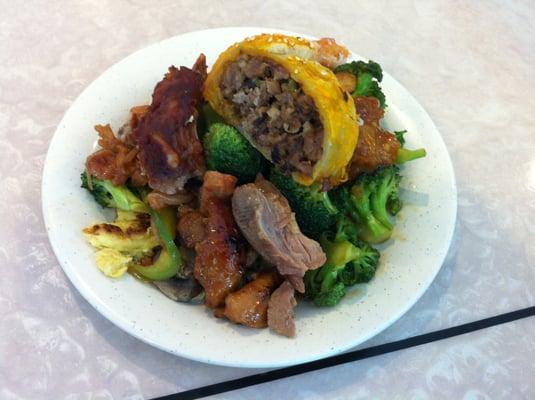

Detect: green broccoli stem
[100, 179, 150, 213]
[396, 148, 426, 164]
[370, 182, 394, 230]
[321, 191, 338, 215]
[350, 188, 392, 244]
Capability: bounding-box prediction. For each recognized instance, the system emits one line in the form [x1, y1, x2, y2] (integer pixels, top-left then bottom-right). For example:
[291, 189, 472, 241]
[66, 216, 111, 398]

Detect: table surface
[1, 1, 534, 399]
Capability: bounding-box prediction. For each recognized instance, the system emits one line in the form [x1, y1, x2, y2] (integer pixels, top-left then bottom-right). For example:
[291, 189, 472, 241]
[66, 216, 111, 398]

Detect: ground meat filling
[220, 54, 324, 176]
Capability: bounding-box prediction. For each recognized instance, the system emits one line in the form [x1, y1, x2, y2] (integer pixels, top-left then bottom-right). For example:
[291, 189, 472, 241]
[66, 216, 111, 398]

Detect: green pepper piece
[130, 207, 182, 280]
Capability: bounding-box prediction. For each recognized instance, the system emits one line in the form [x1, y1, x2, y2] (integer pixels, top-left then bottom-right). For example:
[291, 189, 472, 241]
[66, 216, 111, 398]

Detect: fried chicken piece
[133, 54, 207, 194]
[347, 96, 400, 179]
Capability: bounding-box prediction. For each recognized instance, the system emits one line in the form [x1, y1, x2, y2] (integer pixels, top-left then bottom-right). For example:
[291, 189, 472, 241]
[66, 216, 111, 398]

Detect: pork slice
[232, 177, 326, 292]
[267, 281, 297, 337]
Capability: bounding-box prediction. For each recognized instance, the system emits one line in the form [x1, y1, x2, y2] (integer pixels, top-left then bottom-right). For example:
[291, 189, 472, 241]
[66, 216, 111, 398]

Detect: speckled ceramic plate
[42, 27, 457, 368]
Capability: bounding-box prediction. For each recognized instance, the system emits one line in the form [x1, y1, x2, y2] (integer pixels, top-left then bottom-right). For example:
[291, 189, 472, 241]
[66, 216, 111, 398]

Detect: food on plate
[81, 33, 427, 337]
[204, 34, 358, 187]
[304, 223, 380, 306]
[216, 271, 281, 328]
[132, 54, 207, 194]
[268, 280, 297, 337]
[203, 122, 267, 183]
[194, 171, 247, 308]
[269, 168, 338, 239]
[232, 176, 326, 293]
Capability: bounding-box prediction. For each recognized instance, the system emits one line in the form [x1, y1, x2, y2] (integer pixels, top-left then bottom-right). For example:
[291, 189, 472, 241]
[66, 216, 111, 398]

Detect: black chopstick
[154, 305, 535, 400]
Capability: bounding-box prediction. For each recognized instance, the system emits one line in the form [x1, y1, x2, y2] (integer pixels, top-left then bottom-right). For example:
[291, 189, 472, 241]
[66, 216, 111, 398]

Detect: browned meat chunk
[178, 210, 206, 248]
[335, 71, 357, 93]
[132, 54, 207, 194]
[146, 190, 194, 210]
[194, 172, 246, 308]
[268, 280, 297, 337]
[220, 54, 324, 177]
[199, 171, 238, 213]
[355, 96, 384, 124]
[347, 96, 400, 179]
[217, 271, 281, 328]
[85, 124, 142, 186]
[231, 177, 326, 293]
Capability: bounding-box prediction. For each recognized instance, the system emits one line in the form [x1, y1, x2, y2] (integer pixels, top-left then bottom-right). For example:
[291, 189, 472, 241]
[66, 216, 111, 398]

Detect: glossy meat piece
[268, 280, 297, 337]
[133, 54, 207, 194]
[85, 124, 141, 185]
[231, 177, 326, 293]
[178, 210, 206, 248]
[194, 173, 245, 308]
[146, 190, 194, 210]
[199, 171, 238, 213]
[355, 96, 384, 124]
[347, 96, 399, 179]
[218, 271, 281, 328]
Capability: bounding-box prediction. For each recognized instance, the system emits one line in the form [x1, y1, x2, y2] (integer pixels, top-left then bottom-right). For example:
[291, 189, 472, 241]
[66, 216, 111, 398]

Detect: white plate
[42, 27, 457, 368]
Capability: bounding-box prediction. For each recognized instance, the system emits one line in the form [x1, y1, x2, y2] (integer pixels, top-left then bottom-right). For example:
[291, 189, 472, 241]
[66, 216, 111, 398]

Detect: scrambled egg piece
[95, 248, 132, 278]
[83, 211, 159, 257]
[83, 211, 157, 278]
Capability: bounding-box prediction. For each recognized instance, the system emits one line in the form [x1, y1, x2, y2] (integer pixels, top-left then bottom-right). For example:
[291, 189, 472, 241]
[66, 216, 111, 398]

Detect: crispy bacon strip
[133, 54, 207, 194]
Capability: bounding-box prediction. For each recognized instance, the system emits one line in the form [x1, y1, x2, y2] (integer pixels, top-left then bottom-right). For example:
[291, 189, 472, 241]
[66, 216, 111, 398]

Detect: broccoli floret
[269, 168, 338, 239]
[331, 166, 403, 244]
[312, 280, 346, 307]
[338, 241, 380, 285]
[81, 172, 149, 213]
[334, 60, 386, 108]
[203, 123, 266, 183]
[349, 181, 391, 244]
[369, 166, 401, 228]
[304, 265, 346, 307]
[304, 227, 380, 307]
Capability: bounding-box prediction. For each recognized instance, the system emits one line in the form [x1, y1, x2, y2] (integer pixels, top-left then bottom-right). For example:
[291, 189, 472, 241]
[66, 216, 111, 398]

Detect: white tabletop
[1, 1, 534, 399]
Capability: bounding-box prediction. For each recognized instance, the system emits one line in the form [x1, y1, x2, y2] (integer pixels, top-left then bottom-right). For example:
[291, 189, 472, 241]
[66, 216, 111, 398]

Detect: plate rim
[41, 26, 457, 368]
